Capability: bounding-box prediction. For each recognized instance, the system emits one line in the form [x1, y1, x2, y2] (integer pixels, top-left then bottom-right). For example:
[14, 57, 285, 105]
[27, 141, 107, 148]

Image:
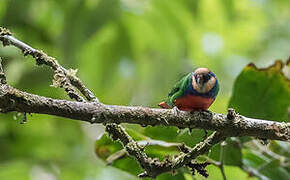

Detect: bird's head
[192, 68, 217, 93]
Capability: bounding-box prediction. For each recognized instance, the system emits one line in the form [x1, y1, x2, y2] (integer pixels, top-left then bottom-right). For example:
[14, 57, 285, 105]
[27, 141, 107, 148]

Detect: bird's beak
[196, 74, 202, 84]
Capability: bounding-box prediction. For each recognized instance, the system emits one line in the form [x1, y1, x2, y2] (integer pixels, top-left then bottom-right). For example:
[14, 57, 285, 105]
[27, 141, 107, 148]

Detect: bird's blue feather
[185, 77, 218, 99]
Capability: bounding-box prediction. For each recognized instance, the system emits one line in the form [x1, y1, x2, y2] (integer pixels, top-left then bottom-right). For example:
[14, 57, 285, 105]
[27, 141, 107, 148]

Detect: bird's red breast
[175, 94, 214, 111]
[158, 94, 214, 111]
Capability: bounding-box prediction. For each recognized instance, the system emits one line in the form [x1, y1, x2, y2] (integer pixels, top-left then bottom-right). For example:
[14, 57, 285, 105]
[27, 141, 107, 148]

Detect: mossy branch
[0, 85, 288, 141]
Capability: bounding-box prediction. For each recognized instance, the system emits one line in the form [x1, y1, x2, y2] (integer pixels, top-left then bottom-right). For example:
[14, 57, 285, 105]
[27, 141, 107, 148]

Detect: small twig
[105, 126, 225, 178]
[0, 58, 6, 84]
[106, 139, 188, 165]
[105, 124, 153, 175]
[69, 75, 99, 102]
[219, 141, 227, 180]
[106, 149, 127, 165]
[252, 140, 290, 163]
[20, 112, 27, 124]
[149, 131, 226, 178]
[208, 156, 269, 180]
[227, 108, 236, 120]
[0, 34, 93, 102]
[204, 157, 221, 166]
[241, 165, 269, 180]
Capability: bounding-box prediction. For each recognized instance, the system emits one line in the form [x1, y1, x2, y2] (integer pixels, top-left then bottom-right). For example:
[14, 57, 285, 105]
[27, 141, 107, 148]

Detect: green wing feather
[165, 73, 192, 107]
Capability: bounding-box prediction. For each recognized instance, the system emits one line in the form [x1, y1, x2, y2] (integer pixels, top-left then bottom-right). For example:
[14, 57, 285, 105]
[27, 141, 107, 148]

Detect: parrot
[158, 68, 219, 111]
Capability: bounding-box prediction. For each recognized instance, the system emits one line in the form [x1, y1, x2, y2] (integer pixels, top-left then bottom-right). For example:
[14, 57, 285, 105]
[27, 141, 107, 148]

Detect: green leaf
[209, 138, 242, 166]
[259, 159, 290, 180]
[242, 149, 268, 168]
[228, 60, 290, 179]
[243, 149, 290, 180]
[143, 126, 179, 142]
[229, 60, 290, 122]
[0, 161, 30, 180]
[95, 133, 123, 161]
[269, 141, 290, 158]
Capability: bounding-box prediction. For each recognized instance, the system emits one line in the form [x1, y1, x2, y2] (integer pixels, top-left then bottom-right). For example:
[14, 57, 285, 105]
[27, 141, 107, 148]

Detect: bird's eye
[204, 74, 211, 81]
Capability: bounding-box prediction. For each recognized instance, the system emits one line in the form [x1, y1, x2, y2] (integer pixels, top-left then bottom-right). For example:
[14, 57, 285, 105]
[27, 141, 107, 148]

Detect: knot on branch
[0, 73, 6, 84]
[0, 27, 12, 46]
[0, 27, 12, 36]
[271, 122, 290, 141]
[227, 108, 237, 120]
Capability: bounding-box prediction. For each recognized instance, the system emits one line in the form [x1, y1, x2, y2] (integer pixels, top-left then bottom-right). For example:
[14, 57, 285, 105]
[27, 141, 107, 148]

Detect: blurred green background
[0, 0, 289, 179]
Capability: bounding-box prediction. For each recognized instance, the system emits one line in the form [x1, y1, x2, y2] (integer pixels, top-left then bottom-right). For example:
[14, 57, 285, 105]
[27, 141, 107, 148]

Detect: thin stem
[219, 141, 227, 180]
[0, 58, 6, 84]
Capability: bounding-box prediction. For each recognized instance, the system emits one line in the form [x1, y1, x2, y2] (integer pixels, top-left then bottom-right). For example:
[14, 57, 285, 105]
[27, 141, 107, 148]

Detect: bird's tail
[158, 101, 170, 109]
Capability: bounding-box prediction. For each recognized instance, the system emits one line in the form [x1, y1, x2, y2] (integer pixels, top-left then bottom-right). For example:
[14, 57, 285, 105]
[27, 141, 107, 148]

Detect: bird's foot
[202, 109, 211, 113]
[172, 106, 181, 116]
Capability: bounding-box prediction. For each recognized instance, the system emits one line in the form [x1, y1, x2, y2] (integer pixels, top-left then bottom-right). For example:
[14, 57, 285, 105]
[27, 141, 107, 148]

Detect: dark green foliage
[209, 138, 242, 166]
[228, 61, 290, 180]
[229, 61, 290, 122]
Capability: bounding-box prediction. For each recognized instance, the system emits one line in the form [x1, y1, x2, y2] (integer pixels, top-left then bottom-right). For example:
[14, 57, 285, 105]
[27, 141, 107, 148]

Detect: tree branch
[0, 85, 288, 141]
[0, 28, 96, 102]
[106, 139, 186, 165]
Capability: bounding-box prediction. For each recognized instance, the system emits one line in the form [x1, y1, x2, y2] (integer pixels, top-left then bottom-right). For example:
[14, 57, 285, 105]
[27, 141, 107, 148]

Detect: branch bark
[0, 84, 288, 141]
